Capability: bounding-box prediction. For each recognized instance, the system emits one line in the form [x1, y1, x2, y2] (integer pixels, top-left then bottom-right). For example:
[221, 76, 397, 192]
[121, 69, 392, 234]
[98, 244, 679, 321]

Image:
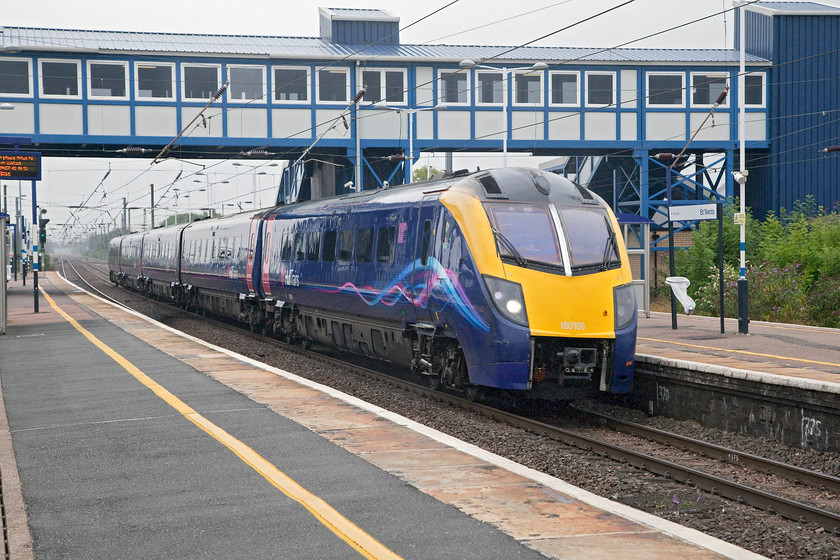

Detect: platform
[636, 311, 840, 386]
[0, 274, 765, 559]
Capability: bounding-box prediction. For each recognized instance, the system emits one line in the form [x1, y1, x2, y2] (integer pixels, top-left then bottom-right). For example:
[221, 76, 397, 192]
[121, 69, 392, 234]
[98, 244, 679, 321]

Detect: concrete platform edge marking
[53, 275, 768, 560]
[39, 286, 403, 560]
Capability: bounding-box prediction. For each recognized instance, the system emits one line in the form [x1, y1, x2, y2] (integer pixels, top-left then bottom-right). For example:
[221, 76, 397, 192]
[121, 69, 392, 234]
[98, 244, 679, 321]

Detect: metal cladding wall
[745, 8, 840, 218]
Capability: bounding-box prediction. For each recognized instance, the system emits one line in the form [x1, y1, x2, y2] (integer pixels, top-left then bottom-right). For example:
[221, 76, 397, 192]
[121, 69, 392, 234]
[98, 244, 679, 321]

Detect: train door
[412, 195, 440, 324]
[245, 216, 264, 297]
[261, 216, 276, 297]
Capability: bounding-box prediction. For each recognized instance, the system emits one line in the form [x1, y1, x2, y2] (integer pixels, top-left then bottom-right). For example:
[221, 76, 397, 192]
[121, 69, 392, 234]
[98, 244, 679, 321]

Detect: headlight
[483, 275, 528, 327]
[614, 283, 636, 331]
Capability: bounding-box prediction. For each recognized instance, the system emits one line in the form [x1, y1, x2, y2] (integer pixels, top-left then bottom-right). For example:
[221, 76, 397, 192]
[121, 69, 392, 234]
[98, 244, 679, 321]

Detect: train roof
[264, 167, 607, 219]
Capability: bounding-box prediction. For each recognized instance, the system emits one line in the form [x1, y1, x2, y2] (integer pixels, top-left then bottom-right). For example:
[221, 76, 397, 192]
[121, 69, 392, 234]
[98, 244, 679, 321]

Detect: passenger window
[293, 232, 305, 261]
[356, 228, 374, 262]
[322, 230, 337, 262]
[338, 230, 354, 261]
[376, 226, 396, 263]
[280, 233, 292, 260]
[420, 220, 432, 266]
[307, 231, 321, 261]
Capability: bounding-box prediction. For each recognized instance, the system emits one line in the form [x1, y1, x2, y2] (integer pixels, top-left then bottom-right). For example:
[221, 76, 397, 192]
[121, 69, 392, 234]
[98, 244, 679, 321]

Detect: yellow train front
[425, 167, 637, 400]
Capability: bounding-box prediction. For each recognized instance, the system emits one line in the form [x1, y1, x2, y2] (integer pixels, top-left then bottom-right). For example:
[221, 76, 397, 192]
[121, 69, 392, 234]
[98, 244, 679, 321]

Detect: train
[109, 167, 637, 400]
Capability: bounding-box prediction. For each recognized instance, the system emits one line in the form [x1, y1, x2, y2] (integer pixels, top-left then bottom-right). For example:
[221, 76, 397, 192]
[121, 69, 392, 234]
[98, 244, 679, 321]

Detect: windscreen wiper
[600, 216, 618, 271]
[491, 227, 528, 267]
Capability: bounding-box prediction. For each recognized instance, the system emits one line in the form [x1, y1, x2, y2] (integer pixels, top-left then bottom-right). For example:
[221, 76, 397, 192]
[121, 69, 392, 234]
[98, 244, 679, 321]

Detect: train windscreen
[484, 202, 619, 273]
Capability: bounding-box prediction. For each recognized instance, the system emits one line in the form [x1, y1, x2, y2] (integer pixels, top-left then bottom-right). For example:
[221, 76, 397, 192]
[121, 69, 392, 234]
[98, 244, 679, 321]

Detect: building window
[476, 71, 502, 105]
[362, 69, 405, 103]
[745, 73, 765, 106]
[136, 63, 174, 99]
[0, 59, 32, 96]
[586, 72, 614, 106]
[88, 62, 127, 98]
[40, 60, 80, 97]
[691, 73, 729, 106]
[317, 68, 349, 103]
[182, 64, 220, 100]
[228, 65, 265, 101]
[514, 72, 543, 105]
[440, 70, 469, 104]
[273, 67, 309, 102]
[647, 73, 684, 106]
[549, 72, 579, 106]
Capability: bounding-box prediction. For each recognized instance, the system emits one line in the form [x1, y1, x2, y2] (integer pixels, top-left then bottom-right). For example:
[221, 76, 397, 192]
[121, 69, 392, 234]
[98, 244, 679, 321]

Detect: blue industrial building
[0, 2, 837, 222]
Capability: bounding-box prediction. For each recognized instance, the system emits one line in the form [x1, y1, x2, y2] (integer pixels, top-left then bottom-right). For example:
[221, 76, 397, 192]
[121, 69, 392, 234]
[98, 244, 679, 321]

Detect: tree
[412, 165, 441, 183]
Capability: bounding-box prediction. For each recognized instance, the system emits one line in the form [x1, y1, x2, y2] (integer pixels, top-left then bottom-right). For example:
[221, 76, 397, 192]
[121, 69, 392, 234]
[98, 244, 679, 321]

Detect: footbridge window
[40, 59, 81, 98]
[317, 67, 350, 103]
[88, 61, 127, 99]
[549, 72, 579, 106]
[182, 64, 221, 100]
[136, 62, 174, 100]
[585, 71, 614, 107]
[647, 72, 685, 107]
[228, 65, 265, 102]
[0, 58, 32, 96]
[273, 67, 309, 103]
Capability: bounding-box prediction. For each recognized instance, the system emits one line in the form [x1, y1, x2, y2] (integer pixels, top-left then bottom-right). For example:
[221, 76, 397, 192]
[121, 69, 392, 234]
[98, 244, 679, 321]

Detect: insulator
[822, 146, 840, 153]
[212, 84, 228, 100]
[715, 89, 729, 105]
[387, 154, 408, 162]
[654, 153, 676, 161]
[122, 146, 147, 154]
[351, 87, 367, 104]
[246, 149, 268, 157]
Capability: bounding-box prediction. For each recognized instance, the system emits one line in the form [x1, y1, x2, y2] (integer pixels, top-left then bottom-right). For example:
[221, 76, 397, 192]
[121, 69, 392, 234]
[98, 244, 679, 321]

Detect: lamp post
[232, 162, 278, 208]
[374, 102, 447, 184]
[458, 60, 548, 167]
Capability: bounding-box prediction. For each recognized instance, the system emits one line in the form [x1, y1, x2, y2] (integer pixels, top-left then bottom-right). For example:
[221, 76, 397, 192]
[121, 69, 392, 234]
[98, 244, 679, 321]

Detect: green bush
[673, 197, 840, 327]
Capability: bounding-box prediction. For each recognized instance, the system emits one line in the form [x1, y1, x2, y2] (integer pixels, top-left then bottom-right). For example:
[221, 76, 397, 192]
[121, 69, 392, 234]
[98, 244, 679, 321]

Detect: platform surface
[637, 311, 840, 388]
[0, 274, 765, 559]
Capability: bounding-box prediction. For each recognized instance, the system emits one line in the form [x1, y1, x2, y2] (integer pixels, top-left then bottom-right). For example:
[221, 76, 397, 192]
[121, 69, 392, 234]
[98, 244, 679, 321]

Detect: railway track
[57, 255, 840, 535]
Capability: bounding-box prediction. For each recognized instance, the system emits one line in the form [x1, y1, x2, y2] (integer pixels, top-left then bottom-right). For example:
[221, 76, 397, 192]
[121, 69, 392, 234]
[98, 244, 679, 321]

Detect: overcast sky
[4, 0, 840, 237]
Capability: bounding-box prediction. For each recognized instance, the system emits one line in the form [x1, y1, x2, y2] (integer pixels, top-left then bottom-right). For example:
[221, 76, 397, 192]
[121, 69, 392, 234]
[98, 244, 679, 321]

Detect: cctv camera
[733, 171, 748, 185]
[344, 181, 354, 189]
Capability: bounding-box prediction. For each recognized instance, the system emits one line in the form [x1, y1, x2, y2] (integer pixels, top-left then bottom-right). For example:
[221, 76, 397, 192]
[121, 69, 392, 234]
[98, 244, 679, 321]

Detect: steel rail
[578, 408, 840, 495]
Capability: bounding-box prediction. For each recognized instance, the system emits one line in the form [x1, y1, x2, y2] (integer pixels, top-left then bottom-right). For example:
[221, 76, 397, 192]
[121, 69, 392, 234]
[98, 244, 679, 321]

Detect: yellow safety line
[639, 336, 840, 369]
[40, 287, 402, 560]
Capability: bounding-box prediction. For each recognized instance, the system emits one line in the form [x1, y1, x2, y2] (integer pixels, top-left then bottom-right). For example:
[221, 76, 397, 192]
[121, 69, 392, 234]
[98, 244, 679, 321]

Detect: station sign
[0, 151, 41, 180]
[668, 203, 718, 222]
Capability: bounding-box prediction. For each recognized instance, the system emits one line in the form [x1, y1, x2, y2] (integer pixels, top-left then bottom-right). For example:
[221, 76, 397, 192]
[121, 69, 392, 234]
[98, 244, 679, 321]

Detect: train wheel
[464, 384, 483, 402]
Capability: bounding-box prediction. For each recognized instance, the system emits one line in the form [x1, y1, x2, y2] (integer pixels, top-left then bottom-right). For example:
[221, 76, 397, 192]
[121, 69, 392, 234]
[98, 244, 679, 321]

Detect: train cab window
[420, 220, 432, 266]
[307, 231, 321, 261]
[356, 228, 374, 263]
[484, 203, 563, 268]
[322, 230, 337, 262]
[293, 232, 305, 261]
[280, 233, 293, 261]
[338, 230, 355, 262]
[376, 226, 396, 263]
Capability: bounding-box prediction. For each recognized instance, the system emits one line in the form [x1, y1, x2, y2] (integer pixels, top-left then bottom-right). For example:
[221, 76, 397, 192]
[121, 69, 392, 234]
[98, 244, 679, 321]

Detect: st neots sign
[668, 203, 718, 222]
[0, 152, 41, 180]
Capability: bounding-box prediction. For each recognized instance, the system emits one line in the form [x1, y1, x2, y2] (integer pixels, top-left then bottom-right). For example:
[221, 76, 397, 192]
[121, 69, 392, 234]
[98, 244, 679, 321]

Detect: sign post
[667, 202, 725, 332]
[0, 141, 41, 313]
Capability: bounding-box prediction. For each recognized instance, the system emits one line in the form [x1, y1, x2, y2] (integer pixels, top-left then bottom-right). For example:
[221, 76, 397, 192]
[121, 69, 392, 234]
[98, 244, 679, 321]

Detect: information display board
[0, 151, 41, 180]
